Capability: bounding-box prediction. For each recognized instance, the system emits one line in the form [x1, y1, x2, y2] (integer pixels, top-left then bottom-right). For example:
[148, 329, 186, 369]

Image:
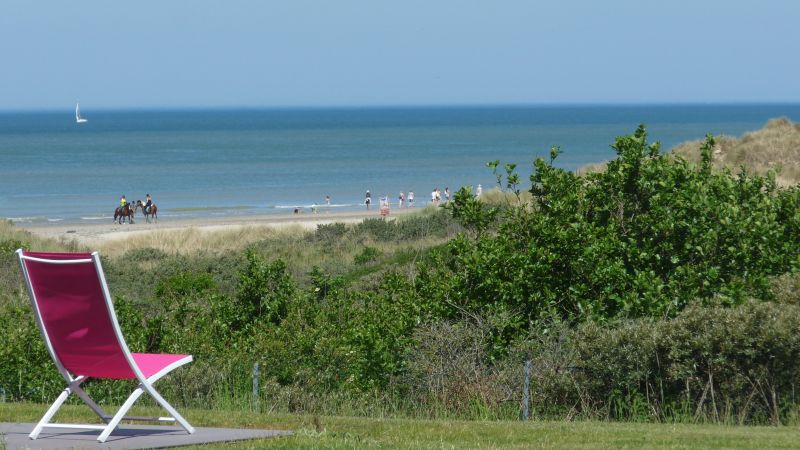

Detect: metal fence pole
[522, 358, 531, 421]
[252, 362, 260, 412]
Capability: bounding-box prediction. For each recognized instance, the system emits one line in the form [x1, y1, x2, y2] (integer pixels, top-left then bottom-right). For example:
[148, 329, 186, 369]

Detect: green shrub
[312, 222, 348, 244]
[125, 247, 168, 262]
[155, 272, 217, 300]
[439, 127, 800, 326]
[353, 210, 460, 242]
[354, 246, 382, 265]
[235, 250, 295, 328]
[568, 301, 800, 424]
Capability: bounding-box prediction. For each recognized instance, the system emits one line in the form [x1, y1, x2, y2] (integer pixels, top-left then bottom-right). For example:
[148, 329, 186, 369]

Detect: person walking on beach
[408, 191, 414, 207]
[444, 187, 450, 203]
[399, 191, 405, 208]
[476, 184, 483, 198]
[326, 195, 331, 206]
[365, 190, 372, 209]
[380, 195, 390, 217]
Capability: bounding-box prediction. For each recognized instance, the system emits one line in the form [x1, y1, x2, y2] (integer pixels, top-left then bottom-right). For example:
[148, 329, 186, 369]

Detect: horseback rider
[120, 195, 127, 209]
[144, 193, 153, 214]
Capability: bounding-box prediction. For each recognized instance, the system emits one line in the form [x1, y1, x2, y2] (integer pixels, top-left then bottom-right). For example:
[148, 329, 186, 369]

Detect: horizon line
[2, 100, 800, 114]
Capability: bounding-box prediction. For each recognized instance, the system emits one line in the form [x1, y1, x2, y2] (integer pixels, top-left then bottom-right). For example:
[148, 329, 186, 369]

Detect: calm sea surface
[1, 105, 799, 225]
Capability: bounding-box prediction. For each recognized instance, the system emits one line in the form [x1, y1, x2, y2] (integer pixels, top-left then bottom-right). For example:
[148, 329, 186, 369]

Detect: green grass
[2, 403, 799, 449]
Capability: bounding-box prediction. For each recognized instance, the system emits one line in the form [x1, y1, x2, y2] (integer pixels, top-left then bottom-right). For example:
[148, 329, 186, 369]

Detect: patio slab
[0, 422, 292, 449]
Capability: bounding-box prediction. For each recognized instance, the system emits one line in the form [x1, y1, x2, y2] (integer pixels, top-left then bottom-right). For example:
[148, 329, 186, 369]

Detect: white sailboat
[75, 102, 88, 124]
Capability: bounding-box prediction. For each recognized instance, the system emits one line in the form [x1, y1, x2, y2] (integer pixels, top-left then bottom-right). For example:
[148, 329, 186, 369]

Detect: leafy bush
[235, 250, 295, 328]
[439, 127, 800, 326]
[353, 210, 460, 242]
[125, 247, 168, 262]
[400, 319, 512, 418]
[312, 222, 348, 244]
[354, 246, 382, 265]
[570, 301, 800, 424]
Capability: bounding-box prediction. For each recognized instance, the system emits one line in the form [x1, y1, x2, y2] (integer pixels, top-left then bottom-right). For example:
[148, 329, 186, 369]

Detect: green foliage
[570, 301, 800, 423]
[0, 302, 58, 403]
[0, 239, 28, 257]
[354, 246, 382, 265]
[351, 210, 460, 243]
[3, 125, 800, 424]
[125, 247, 168, 262]
[312, 222, 349, 244]
[155, 272, 216, 299]
[235, 249, 295, 328]
[442, 126, 800, 325]
[0, 240, 27, 298]
[445, 186, 498, 237]
[252, 269, 423, 392]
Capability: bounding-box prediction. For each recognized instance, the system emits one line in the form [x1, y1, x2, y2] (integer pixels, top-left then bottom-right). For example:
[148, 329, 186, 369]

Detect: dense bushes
[535, 301, 800, 423]
[390, 300, 800, 423]
[434, 127, 800, 328]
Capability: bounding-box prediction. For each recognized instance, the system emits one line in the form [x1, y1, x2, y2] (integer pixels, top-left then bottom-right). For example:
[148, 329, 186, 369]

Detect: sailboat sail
[75, 103, 87, 123]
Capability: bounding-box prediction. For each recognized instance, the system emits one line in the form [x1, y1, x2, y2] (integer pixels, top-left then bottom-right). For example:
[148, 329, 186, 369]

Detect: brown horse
[114, 204, 135, 224]
[135, 200, 158, 223]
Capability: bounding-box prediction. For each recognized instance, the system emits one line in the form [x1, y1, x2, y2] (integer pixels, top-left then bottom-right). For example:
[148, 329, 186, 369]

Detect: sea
[1, 104, 799, 225]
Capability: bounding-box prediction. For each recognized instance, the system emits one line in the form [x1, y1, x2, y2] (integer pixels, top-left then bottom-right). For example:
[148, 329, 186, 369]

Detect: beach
[17, 206, 420, 248]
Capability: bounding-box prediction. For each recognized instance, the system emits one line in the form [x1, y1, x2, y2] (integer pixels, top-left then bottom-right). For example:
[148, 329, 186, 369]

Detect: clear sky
[1, 0, 798, 110]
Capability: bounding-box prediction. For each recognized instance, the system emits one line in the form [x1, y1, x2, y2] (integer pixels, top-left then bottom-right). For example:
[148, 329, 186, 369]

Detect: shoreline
[14, 206, 423, 247]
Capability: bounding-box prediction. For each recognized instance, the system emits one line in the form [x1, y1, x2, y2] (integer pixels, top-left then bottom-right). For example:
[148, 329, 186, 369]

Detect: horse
[114, 203, 135, 224]
[135, 200, 158, 223]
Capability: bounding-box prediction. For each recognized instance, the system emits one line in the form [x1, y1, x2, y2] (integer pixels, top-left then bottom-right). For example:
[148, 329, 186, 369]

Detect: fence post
[252, 362, 260, 412]
[522, 358, 531, 421]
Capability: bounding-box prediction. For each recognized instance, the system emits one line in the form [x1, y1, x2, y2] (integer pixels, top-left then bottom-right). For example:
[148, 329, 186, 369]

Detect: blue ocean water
[1, 104, 799, 225]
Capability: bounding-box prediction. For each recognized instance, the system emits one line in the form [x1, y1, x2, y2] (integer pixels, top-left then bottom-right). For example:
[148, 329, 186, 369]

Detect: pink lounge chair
[16, 250, 195, 443]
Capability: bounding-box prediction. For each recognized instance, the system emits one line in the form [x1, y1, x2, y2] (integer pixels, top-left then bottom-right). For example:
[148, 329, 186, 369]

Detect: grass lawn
[2, 403, 799, 449]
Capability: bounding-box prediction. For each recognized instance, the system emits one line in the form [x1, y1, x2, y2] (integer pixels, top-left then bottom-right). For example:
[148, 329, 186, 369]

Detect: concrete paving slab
[0, 422, 292, 449]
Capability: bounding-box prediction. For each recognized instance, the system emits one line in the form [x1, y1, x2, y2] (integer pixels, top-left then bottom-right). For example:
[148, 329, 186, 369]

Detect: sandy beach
[17, 207, 421, 248]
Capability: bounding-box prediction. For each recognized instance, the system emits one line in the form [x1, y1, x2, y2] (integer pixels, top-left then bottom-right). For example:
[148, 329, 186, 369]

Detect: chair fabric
[23, 251, 134, 378]
[17, 250, 195, 442]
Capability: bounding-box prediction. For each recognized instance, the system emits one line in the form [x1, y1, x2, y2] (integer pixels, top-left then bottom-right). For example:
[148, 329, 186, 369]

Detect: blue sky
[1, 0, 798, 110]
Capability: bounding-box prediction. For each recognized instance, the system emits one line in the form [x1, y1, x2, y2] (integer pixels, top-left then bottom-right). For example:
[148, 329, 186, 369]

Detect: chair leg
[30, 387, 72, 439]
[97, 385, 145, 443]
[142, 382, 195, 434]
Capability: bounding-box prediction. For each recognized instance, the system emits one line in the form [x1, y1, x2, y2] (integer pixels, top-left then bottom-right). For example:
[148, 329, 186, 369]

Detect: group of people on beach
[365, 186, 457, 210]
[366, 190, 413, 210]
[429, 187, 450, 206]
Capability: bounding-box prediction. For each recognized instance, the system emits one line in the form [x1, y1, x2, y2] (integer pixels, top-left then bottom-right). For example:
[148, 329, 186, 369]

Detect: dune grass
[0, 219, 80, 253]
[477, 186, 533, 206]
[73, 207, 456, 264]
[671, 117, 800, 186]
[2, 403, 799, 449]
[578, 117, 800, 185]
[95, 224, 309, 258]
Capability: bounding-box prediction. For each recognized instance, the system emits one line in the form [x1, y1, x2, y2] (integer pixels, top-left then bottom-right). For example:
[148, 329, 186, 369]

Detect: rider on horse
[144, 194, 153, 214]
[120, 195, 127, 208]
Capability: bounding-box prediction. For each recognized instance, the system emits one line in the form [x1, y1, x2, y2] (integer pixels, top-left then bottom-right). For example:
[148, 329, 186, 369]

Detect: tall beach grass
[578, 117, 800, 185]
